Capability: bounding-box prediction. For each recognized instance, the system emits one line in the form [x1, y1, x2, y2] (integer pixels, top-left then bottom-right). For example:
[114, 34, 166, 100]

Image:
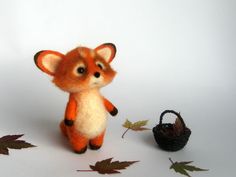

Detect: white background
[0, 0, 235, 177]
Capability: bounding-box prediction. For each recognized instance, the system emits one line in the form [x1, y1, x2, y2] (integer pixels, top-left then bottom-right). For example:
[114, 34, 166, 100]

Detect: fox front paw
[110, 107, 118, 116]
[64, 119, 74, 126]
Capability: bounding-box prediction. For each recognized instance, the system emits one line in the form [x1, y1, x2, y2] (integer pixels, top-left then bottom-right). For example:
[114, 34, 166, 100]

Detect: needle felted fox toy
[34, 43, 118, 154]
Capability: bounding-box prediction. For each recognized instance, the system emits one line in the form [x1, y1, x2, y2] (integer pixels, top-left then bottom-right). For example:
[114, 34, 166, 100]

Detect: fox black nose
[94, 72, 100, 78]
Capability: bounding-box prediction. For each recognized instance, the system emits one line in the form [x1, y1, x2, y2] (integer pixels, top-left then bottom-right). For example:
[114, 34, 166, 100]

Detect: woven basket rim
[153, 124, 191, 139]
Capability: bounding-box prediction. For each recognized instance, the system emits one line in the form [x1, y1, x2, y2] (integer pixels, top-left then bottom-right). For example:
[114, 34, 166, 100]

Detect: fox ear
[95, 43, 116, 63]
[34, 50, 64, 76]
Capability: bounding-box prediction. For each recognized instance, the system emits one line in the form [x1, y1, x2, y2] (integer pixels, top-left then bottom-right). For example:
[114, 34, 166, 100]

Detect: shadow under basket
[153, 110, 191, 151]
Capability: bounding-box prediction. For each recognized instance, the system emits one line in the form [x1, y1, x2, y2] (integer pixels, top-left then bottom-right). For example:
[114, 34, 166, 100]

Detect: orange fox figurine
[34, 43, 118, 154]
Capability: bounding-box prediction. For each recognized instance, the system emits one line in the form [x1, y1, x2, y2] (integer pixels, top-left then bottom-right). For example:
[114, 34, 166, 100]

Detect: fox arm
[64, 94, 77, 126]
[103, 97, 118, 116]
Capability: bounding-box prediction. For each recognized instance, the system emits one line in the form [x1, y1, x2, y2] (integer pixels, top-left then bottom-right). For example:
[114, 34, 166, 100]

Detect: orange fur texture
[34, 43, 118, 153]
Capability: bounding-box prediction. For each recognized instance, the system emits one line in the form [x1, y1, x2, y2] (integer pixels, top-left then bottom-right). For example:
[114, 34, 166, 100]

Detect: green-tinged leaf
[122, 119, 132, 128]
[131, 120, 149, 130]
[169, 158, 209, 177]
[134, 127, 150, 131]
[0, 134, 36, 155]
[183, 164, 208, 172]
[77, 158, 139, 174]
[122, 119, 150, 138]
[178, 161, 194, 165]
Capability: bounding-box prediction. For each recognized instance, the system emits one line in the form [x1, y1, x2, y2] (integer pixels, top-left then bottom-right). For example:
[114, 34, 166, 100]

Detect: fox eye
[96, 61, 105, 70]
[74, 63, 86, 76]
[77, 67, 85, 74]
[97, 64, 103, 69]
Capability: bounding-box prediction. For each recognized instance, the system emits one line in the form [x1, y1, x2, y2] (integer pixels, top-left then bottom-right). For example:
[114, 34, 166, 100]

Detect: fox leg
[89, 131, 105, 150]
[60, 121, 67, 137]
[67, 128, 88, 154]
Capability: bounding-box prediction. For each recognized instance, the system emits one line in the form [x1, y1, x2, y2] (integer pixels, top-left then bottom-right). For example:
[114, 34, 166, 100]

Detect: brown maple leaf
[0, 134, 36, 155]
[77, 158, 139, 174]
[173, 117, 184, 136]
[122, 119, 150, 138]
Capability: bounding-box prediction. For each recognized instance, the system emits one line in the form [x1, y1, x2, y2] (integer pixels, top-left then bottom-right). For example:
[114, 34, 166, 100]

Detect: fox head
[34, 43, 117, 93]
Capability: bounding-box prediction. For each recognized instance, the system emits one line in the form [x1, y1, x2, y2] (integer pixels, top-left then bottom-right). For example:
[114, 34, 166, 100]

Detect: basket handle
[159, 110, 186, 129]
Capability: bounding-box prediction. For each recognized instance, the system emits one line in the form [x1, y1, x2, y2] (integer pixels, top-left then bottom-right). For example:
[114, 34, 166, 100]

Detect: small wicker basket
[153, 110, 191, 151]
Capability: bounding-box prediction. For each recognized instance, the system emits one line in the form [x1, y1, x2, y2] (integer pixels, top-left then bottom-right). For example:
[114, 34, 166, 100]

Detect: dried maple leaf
[122, 119, 150, 138]
[173, 117, 184, 136]
[77, 158, 139, 174]
[0, 134, 36, 155]
[169, 158, 208, 177]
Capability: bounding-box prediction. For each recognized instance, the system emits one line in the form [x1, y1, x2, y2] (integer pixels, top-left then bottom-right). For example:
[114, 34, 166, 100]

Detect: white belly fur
[74, 89, 107, 139]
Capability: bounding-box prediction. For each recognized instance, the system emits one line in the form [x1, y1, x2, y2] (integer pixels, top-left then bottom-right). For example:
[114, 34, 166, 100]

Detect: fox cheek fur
[34, 43, 118, 153]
